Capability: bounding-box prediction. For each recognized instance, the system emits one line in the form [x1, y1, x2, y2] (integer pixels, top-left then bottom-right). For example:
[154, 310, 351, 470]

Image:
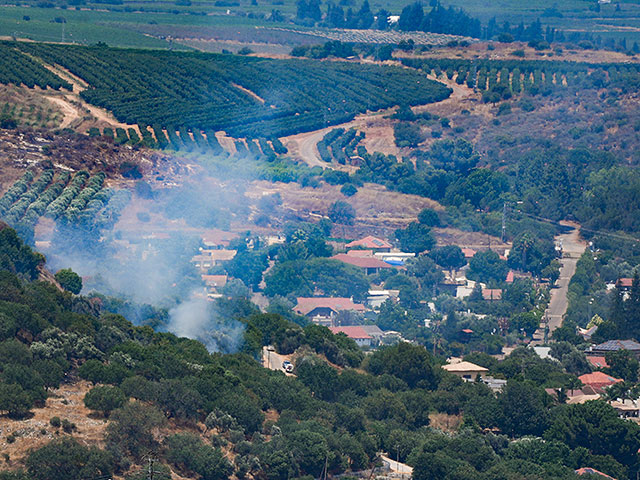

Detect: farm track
[36, 60, 143, 136]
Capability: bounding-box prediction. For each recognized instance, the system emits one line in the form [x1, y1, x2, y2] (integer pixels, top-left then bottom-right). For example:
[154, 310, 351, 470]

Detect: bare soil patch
[0, 381, 107, 466]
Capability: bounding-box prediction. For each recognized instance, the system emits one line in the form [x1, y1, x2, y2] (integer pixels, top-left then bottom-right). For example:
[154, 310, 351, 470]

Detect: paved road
[532, 223, 587, 344]
[380, 455, 413, 476]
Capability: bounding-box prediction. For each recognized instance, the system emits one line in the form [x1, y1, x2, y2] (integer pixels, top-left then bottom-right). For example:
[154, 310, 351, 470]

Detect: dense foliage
[0, 228, 639, 479]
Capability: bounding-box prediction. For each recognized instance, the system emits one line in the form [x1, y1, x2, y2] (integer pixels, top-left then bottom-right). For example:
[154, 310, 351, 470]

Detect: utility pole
[148, 456, 154, 480]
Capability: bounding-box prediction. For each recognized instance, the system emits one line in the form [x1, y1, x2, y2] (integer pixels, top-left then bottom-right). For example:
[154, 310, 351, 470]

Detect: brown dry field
[0, 379, 235, 480]
[0, 381, 108, 466]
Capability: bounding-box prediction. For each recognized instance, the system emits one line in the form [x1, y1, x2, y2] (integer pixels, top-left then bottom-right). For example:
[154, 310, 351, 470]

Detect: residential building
[442, 361, 488, 381]
[575, 467, 616, 480]
[360, 325, 384, 343]
[615, 277, 634, 291]
[294, 297, 366, 326]
[202, 230, 237, 249]
[578, 371, 623, 392]
[201, 274, 228, 298]
[331, 253, 395, 275]
[482, 288, 503, 301]
[586, 356, 609, 369]
[191, 249, 237, 271]
[461, 248, 476, 259]
[374, 251, 415, 266]
[587, 339, 640, 358]
[367, 289, 399, 309]
[329, 326, 373, 347]
[345, 236, 392, 252]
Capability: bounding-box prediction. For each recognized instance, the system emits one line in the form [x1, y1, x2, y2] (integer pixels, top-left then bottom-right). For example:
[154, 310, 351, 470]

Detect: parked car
[282, 361, 294, 373]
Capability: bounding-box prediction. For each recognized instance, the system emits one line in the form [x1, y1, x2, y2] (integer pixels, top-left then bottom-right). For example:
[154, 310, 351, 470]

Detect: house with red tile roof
[294, 297, 366, 326]
[201, 274, 228, 298]
[461, 248, 476, 259]
[345, 236, 392, 252]
[329, 326, 373, 347]
[332, 253, 394, 275]
[575, 467, 617, 479]
[346, 249, 375, 257]
[482, 288, 503, 301]
[202, 229, 238, 249]
[506, 271, 514, 283]
[578, 371, 623, 392]
[586, 356, 609, 369]
[616, 277, 634, 291]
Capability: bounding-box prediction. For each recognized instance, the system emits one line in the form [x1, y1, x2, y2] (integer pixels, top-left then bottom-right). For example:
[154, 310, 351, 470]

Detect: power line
[504, 205, 640, 244]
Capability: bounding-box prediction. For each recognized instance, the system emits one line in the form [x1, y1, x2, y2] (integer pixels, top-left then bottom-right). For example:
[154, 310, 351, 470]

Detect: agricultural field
[11, 42, 452, 138]
[317, 127, 367, 164]
[0, 43, 71, 90]
[0, 169, 130, 242]
[402, 57, 640, 102]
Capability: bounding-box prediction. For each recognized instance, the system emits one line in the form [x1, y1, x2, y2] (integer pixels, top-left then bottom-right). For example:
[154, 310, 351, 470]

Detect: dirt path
[43, 95, 80, 129]
[36, 61, 143, 135]
[284, 74, 479, 169]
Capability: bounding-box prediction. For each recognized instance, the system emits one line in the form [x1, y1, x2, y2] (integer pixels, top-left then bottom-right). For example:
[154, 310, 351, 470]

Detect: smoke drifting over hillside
[39, 176, 251, 353]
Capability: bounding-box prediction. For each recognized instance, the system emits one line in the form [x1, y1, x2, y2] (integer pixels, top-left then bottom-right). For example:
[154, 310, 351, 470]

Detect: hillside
[1, 14, 640, 480]
[1, 226, 640, 480]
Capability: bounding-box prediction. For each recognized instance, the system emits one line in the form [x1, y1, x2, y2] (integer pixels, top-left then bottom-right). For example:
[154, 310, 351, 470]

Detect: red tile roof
[575, 467, 617, 479]
[202, 229, 238, 247]
[461, 248, 476, 258]
[578, 371, 623, 390]
[506, 271, 514, 283]
[345, 236, 392, 250]
[201, 275, 228, 287]
[482, 288, 503, 301]
[332, 253, 393, 269]
[294, 297, 366, 316]
[616, 278, 633, 288]
[329, 326, 372, 339]
[586, 356, 609, 369]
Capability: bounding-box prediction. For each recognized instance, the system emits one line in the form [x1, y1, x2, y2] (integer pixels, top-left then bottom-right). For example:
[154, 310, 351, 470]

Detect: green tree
[605, 349, 639, 383]
[106, 402, 166, 460]
[287, 430, 329, 476]
[54, 268, 83, 294]
[429, 245, 467, 272]
[367, 342, 440, 389]
[395, 222, 435, 254]
[165, 433, 232, 480]
[26, 437, 113, 480]
[225, 250, 269, 290]
[328, 200, 356, 225]
[83, 385, 127, 417]
[417, 208, 440, 226]
[467, 250, 508, 283]
[545, 400, 640, 468]
[498, 380, 550, 437]
[0, 383, 33, 418]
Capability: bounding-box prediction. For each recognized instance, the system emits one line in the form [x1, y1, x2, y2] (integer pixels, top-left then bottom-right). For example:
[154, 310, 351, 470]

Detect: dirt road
[532, 223, 587, 344]
[262, 346, 294, 376]
[284, 72, 479, 169]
